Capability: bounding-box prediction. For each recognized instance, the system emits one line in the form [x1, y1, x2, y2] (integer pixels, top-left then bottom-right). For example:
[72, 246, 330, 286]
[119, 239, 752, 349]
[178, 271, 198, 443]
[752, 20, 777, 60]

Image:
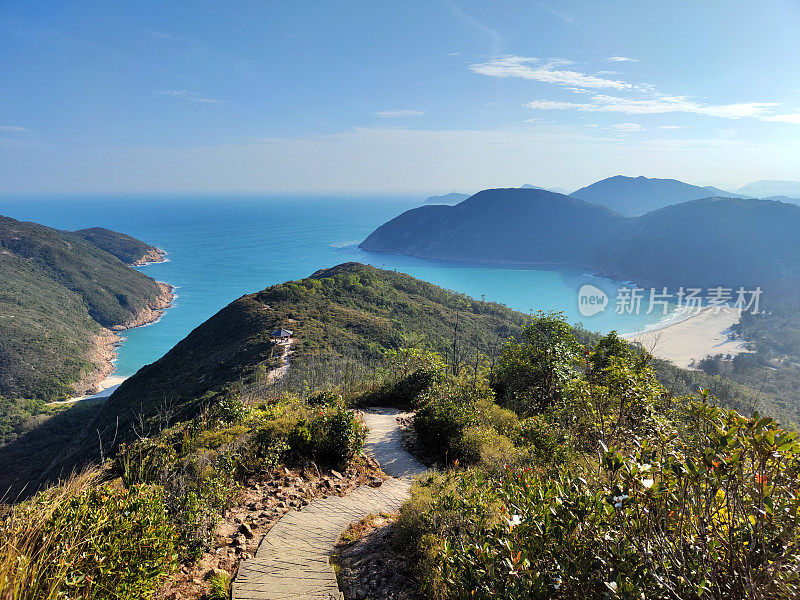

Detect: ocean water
[0, 195, 677, 378]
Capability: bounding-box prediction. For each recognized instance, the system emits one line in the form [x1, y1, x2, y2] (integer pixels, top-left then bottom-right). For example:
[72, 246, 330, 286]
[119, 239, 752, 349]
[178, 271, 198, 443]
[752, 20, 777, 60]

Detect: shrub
[401, 397, 800, 600]
[307, 389, 342, 406]
[514, 413, 571, 469]
[459, 426, 516, 469]
[495, 311, 582, 415]
[599, 399, 800, 599]
[208, 396, 250, 426]
[287, 422, 313, 454]
[360, 348, 446, 408]
[414, 395, 479, 464]
[0, 471, 178, 599]
[309, 406, 367, 468]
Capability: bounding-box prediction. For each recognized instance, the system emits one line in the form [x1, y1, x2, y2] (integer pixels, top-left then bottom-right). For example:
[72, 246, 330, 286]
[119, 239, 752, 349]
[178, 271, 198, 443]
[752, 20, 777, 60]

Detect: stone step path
[233, 408, 425, 600]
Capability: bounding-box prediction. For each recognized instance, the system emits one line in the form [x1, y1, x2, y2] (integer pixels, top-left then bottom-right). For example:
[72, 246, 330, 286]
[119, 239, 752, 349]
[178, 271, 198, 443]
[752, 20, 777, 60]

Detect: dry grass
[0, 469, 102, 599]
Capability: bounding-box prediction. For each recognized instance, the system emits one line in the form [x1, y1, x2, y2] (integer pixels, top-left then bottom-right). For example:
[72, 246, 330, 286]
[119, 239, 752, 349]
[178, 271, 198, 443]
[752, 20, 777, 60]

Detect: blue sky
[1, 1, 799, 194]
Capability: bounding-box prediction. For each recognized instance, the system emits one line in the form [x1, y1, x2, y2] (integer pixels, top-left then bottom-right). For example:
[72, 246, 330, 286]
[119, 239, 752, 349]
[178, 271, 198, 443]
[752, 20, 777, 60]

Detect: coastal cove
[2, 195, 685, 385]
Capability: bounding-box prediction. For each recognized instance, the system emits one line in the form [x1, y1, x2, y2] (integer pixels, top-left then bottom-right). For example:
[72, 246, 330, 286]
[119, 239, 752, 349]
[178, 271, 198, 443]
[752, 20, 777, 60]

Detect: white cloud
[526, 94, 779, 120]
[612, 123, 644, 131]
[470, 56, 633, 90]
[0, 125, 27, 132]
[526, 100, 586, 110]
[374, 110, 425, 118]
[476, 56, 798, 126]
[607, 56, 638, 62]
[154, 90, 226, 104]
[762, 112, 800, 124]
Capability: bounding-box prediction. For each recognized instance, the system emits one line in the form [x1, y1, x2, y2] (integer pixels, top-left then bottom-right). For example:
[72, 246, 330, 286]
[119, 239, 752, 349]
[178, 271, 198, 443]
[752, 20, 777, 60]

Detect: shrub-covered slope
[0, 263, 525, 491]
[74, 226, 166, 265]
[0, 215, 170, 400]
[96, 262, 528, 431]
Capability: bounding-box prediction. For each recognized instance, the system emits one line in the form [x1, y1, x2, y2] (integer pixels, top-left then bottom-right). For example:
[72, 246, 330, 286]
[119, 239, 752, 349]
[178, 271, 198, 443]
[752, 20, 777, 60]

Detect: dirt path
[233, 409, 425, 600]
[267, 339, 294, 384]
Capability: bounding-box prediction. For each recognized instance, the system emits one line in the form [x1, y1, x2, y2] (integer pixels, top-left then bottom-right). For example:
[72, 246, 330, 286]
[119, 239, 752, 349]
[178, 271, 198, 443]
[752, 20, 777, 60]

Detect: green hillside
[6, 262, 773, 497]
[93, 263, 528, 432]
[0, 215, 171, 401]
[74, 227, 166, 265]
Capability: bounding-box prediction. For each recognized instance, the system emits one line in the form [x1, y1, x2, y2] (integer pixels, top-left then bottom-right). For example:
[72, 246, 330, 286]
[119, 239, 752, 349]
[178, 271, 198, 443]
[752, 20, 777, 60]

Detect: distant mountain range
[360, 188, 800, 290]
[424, 192, 471, 205]
[426, 176, 800, 214]
[738, 180, 800, 199]
[569, 175, 744, 216]
[425, 184, 570, 204]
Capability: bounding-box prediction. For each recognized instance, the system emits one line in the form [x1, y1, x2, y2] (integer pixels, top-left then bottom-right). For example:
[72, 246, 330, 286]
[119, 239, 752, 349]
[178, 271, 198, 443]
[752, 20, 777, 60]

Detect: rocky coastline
[71, 281, 174, 399]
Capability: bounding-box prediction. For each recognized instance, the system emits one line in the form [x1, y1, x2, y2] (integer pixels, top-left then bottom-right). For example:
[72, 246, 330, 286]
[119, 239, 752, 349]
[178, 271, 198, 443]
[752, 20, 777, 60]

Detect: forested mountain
[570, 175, 743, 215]
[74, 227, 166, 265]
[361, 188, 800, 290]
[0, 215, 171, 401]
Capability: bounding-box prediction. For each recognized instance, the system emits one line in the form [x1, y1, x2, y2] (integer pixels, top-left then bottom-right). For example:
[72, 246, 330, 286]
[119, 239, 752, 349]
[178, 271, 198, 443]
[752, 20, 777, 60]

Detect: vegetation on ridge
[396, 314, 800, 600]
[2, 265, 797, 599]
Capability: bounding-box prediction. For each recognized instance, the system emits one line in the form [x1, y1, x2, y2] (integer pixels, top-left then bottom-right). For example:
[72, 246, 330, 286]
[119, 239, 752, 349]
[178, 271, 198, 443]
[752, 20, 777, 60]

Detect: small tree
[495, 311, 582, 414]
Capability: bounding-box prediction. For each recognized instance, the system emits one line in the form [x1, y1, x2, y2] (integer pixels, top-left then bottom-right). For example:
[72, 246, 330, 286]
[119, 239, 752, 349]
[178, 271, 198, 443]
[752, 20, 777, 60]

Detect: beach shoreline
[63, 281, 174, 403]
[623, 306, 750, 369]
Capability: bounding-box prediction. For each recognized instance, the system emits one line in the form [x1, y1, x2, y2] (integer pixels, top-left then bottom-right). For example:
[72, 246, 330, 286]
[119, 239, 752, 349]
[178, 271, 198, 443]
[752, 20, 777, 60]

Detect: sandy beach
[623, 307, 750, 369]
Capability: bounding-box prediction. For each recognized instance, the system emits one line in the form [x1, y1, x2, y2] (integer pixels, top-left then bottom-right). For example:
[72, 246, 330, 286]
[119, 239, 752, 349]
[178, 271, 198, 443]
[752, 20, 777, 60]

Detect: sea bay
[0, 195, 676, 378]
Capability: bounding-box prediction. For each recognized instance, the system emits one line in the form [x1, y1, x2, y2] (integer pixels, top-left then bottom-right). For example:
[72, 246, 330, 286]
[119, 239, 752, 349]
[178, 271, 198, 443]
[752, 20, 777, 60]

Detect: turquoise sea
[0, 195, 677, 379]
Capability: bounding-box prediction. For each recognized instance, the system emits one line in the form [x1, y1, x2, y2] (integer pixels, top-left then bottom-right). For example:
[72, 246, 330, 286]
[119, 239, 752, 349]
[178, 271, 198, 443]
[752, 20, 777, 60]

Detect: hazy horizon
[2, 1, 799, 194]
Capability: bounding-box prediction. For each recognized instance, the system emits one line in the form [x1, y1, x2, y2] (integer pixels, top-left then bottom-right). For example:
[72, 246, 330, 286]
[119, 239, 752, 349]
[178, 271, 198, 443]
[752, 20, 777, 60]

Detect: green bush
[208, 396, 250, 426]
[288, 422, 313, 454]
[309, 406, 367, 467]
[494, 311, 582, 415]
[514, 414, 571, 469]
[0, 475, 178, 599]
[307, 389, 342, 406]
[249, 403, 366, 468]
[359, 348, 446, 408]
[460, 426, 515, 469]
[414, 395, 479, 464]
[402, 398, 800, 600]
